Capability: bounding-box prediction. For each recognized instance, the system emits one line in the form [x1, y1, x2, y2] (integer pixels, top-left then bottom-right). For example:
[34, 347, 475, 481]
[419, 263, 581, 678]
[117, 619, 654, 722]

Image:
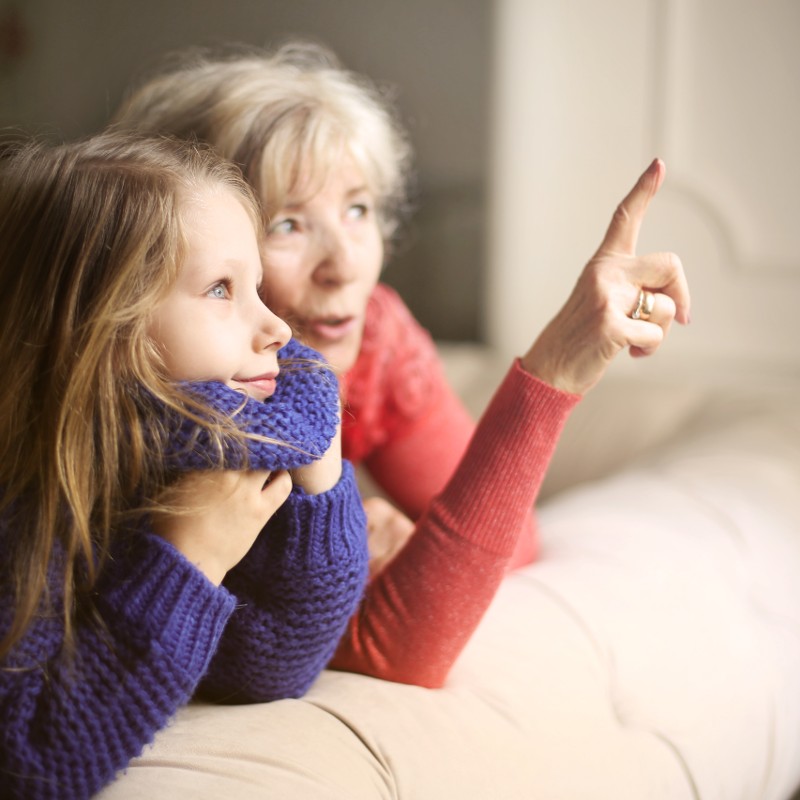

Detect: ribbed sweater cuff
[239, 460, 368, 578]
[434, 358, 581, 556]
[102, 534, 236, 677]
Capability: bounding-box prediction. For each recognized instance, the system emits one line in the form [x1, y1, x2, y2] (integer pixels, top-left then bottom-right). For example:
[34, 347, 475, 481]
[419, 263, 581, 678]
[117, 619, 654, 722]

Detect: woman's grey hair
[112, 40, 414, 244]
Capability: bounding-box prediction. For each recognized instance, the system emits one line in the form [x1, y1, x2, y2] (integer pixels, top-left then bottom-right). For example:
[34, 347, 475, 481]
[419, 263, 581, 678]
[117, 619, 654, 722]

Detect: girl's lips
[237, 372, 278, 399]
[307, 316, 359, 342]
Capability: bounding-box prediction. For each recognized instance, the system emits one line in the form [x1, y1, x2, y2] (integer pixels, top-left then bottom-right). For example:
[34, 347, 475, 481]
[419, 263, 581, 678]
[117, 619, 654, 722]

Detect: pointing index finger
[599, 158, 665, 256]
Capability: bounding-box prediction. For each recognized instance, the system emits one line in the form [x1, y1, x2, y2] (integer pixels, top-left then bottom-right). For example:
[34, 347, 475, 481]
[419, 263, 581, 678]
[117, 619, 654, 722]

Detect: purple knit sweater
[0, 339, 368, 800]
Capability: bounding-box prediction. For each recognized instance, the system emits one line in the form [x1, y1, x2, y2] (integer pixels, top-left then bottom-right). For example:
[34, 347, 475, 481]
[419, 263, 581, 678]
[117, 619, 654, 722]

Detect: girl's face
[259, 159, 384, 375]
[149, 187, 291, 401]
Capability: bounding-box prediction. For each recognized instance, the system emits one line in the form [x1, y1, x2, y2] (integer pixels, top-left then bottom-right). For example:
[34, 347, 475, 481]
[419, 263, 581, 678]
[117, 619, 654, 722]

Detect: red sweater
[330, 284, 579, 686]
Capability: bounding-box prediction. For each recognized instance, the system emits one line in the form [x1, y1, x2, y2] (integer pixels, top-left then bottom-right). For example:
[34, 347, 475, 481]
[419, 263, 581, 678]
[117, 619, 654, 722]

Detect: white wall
[488, 0, 800, 379]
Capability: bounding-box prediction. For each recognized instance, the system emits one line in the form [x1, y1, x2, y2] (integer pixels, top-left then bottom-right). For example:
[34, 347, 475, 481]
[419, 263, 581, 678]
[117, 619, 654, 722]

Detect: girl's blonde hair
[0, 132, 262, 661]
[112, 40, 413, 246]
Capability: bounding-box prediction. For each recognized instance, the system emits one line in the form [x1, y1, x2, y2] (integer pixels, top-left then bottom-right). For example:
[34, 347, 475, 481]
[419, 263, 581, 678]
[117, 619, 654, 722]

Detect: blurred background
[1, 0, 797, 376]
[0, 0, 491, 342]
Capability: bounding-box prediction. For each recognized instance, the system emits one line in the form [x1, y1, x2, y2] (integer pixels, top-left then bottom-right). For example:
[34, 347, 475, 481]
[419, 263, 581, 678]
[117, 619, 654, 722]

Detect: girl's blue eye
[208, 283, 227, 299]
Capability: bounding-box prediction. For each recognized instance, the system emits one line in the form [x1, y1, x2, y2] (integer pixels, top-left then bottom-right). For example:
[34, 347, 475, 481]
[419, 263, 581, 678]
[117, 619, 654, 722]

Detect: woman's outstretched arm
[332, 159, 690, 688]
[332, 361, 578, 686]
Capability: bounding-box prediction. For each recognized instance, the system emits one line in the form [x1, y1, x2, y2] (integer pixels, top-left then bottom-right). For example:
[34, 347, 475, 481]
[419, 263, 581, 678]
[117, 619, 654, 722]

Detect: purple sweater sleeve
[163, 338, 340, 472]
[199, 460, 368, 703]
[0, 533, 235, 800]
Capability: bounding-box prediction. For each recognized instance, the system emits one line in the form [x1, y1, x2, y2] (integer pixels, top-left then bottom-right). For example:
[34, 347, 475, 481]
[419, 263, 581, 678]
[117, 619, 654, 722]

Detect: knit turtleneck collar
[161, 338, 340, 473]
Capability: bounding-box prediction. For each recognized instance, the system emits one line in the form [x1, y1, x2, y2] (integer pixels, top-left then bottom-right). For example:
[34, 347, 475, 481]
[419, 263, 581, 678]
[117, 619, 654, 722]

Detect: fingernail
[647, 157, 660, 175]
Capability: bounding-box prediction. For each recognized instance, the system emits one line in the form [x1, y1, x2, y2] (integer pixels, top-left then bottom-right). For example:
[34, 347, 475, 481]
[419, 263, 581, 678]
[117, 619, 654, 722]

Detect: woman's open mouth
[308, 316, 358, 342]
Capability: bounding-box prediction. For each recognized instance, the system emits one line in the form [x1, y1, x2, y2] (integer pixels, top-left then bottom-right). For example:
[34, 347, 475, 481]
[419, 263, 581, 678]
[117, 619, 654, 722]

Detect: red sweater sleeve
[342, 284, 538, 567]
[331, 358, 580, 687]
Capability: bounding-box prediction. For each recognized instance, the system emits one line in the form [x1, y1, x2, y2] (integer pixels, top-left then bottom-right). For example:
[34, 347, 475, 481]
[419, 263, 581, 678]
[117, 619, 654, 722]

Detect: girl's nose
[257, 304, 292, 350]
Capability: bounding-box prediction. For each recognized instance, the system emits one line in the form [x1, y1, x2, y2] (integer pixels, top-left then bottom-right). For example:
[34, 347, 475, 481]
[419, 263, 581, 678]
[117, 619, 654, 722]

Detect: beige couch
[99, 349, 800, 799]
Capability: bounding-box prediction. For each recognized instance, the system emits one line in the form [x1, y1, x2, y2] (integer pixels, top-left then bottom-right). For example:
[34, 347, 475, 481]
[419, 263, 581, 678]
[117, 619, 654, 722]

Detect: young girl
[0, 133, 368, 800]
[112, 42, 688, 688]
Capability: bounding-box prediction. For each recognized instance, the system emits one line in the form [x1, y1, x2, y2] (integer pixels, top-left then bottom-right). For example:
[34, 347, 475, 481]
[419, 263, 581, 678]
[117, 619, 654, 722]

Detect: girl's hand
[290, 409, 343, 495]
[152, 469, 292, 585]
[363, 496, 415, 578]
[522, 159, 691, 396]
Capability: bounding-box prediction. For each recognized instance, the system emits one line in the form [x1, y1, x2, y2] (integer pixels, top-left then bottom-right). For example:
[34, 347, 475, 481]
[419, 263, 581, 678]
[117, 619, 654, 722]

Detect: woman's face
[148, 187, 292, 401]
[259, 159, 384, 375]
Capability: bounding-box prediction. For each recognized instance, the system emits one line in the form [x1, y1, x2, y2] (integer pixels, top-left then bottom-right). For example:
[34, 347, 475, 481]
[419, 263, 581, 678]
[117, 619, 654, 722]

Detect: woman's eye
[347, 203, 369, 220]
[207, 282, 228, 299]
[268, 217, 298, 236]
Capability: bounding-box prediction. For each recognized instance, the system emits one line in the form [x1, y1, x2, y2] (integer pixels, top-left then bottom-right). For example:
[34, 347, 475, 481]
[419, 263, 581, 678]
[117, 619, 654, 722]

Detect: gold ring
[631, 289, 655, 321]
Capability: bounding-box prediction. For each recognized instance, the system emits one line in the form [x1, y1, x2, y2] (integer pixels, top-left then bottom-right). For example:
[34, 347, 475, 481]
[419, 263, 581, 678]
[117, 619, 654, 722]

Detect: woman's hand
[363, 496, 415, 577]
[522, 158, 691, 396]
[152, 469, 292, 585]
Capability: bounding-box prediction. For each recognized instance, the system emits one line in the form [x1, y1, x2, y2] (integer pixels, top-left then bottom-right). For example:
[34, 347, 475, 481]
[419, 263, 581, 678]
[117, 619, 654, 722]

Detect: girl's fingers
[260, 469, 292, 511]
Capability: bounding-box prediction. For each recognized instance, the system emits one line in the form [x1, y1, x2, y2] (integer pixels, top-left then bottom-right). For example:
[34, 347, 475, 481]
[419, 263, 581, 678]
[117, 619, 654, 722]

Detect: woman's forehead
[266, 151, 374, 208]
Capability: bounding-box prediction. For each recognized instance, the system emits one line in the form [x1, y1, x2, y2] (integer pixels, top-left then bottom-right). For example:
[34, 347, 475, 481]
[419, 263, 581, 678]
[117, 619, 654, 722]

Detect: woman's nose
[312, 224, 358, 287]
